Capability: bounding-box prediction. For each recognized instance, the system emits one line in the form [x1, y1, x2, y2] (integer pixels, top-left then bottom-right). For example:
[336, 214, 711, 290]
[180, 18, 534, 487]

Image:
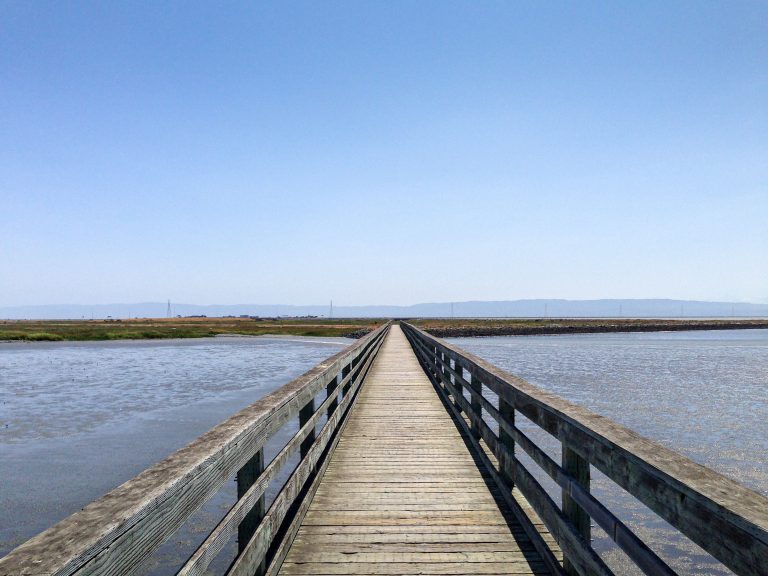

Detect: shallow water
[448, 329, 768, 575]
[0, 336, 350, 564]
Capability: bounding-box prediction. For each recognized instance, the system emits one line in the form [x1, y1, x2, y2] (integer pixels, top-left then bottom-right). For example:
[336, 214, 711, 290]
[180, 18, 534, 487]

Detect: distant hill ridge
[2, 299, 767, 320]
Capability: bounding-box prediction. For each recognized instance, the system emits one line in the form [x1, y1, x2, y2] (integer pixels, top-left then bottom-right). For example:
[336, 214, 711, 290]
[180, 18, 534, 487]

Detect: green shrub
[25, 332, 64, 341]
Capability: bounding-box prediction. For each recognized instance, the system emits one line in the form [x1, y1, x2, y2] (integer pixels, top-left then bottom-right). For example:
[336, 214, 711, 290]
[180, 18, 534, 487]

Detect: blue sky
[1, 2, 766, 306]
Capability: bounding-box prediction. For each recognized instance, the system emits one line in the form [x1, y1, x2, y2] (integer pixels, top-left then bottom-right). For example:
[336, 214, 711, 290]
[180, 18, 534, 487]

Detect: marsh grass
[23, 332, 65, 341]
[411, 317, 768, 337]
[0, 317, 381, 342]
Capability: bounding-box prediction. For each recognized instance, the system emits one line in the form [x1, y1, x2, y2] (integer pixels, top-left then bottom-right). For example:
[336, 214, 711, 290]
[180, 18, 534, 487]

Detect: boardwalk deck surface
[279, 326, 553, 575]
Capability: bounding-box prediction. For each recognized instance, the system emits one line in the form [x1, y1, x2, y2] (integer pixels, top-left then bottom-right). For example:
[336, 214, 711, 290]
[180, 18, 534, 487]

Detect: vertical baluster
[562, 446, 591, 575]
[438, 352, 443, 382]
[237, 449, 265, 574]
[427, 344, 433, 378]
[441, 351, 450, 388]
[326, 372, 339, 417]
[499, 395, 515, 487]
[300, 397, 316, 459]
[341, 363, 352, 397]
[470, 370, 482, 438]
[453, 362, 464, 413]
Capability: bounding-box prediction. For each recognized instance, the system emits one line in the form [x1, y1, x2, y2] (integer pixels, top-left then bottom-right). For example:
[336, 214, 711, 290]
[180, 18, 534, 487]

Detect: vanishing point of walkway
[279, 325, 550, 575]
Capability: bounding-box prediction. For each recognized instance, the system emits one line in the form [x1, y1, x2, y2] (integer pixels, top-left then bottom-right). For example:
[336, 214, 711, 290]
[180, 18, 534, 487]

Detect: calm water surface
[449, 329, 768, 575]
[0, 336, 351, 570]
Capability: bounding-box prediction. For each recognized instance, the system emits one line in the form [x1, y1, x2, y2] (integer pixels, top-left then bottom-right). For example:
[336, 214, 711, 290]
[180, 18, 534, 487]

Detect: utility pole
[329, 300, 333, 319]
[167, 300, 172, 318]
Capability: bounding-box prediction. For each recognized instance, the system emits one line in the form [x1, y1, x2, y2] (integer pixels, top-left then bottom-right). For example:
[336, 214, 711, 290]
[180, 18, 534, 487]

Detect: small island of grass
[0, 317, 383, 342]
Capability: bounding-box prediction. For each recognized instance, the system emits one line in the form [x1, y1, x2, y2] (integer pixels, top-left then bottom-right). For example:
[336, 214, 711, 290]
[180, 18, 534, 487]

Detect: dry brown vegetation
[411, 317, 768, 337]
[0, 317, 383, 341]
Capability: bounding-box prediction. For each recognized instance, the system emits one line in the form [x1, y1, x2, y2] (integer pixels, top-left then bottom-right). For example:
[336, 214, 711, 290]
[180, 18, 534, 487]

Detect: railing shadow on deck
[401, 322, 768, 576]
[419, 359, 562, 574]
[0, 323, 391, 576]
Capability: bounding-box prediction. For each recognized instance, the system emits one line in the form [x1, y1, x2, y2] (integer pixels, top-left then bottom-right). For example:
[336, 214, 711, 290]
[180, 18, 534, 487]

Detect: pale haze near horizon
[1, 2, 766, 307]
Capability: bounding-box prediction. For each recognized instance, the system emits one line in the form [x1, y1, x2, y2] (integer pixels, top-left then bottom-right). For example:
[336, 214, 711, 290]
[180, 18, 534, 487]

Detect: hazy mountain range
[2, 299, 767, 320]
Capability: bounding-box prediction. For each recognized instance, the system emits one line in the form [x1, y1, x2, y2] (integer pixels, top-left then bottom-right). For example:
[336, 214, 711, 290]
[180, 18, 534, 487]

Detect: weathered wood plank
[288, 543, 539, 552]
[279, 562, 550, 575]
[282, 551, 546, 562]
[295, 524, 540, 535]
[277, 326, 554, 576]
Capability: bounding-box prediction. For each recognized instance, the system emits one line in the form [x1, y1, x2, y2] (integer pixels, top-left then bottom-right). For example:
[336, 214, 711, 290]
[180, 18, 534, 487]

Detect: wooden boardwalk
[279, 326, 551, 575]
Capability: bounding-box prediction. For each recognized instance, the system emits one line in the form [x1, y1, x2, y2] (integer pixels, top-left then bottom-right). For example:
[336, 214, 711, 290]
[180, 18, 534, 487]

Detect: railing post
[440, 351, 450, 388]
[341, 363, 352, 397]
[563, 446, 591, 575]
[237, 448, 265, 574]
[453, 362, 463, 413]
[499, 396, 515, 487]
[469, 370, 482, 438]
[300, 398, 316, 459]
[326, 372, 339, 417]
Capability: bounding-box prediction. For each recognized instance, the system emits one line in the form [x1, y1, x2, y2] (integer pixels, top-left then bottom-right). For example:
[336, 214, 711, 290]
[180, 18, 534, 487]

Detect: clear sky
[1, 2, 766, 306]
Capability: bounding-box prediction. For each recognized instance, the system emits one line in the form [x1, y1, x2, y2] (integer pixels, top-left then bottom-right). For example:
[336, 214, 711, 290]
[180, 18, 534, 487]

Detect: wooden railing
[0, 322, 390, 576]
[402, 322, 768, 576]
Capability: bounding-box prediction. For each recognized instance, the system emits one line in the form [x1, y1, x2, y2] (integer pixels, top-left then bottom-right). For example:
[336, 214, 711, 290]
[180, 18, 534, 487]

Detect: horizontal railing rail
[0, 322, 390, 576]
[401, 322, 768, 576]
